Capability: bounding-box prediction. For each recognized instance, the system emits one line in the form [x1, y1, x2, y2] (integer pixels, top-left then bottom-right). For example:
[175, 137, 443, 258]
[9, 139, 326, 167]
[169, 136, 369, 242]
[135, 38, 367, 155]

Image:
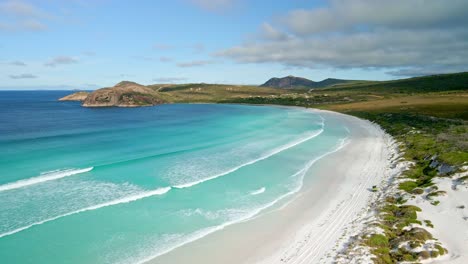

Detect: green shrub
[435, 244, 447, 255]
[366, 234, 389, 247]
[418, 250, 431, 259]
[399, 181, 419, 192]
[424, 220, 434, 228]
[411, 188, 424, 194]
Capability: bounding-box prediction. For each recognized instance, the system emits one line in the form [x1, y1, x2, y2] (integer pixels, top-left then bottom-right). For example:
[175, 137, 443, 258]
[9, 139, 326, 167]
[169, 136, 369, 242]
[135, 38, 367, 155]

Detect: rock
[58, 91, 89, 101]
[438, 163, 455, 174]
[82, 81, 165, 107]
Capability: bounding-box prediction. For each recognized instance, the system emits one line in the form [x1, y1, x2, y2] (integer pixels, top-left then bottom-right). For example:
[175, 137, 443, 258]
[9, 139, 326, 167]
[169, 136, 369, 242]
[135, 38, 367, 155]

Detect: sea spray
[0, 187, 171, 238]
[173, 127, 324, 189]
[0, 167, 93, 192]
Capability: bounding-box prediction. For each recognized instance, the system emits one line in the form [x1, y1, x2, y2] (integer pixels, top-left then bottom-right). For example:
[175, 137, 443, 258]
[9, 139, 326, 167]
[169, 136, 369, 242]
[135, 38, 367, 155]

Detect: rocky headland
[59, 81, 165, 107]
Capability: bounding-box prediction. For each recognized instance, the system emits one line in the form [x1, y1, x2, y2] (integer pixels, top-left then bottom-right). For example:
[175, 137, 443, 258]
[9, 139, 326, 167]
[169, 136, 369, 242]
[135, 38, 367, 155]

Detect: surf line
[0, 167, 94, 192]
[250, 187, 266, 195]
[0, 187, 171, 239]
[133, 137, 350, 264]
[173, 127, 325, 189]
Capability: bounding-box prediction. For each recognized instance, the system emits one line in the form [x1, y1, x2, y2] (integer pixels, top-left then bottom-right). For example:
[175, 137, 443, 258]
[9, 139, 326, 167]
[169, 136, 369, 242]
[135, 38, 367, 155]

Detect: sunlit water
[0, 91, 349, 264]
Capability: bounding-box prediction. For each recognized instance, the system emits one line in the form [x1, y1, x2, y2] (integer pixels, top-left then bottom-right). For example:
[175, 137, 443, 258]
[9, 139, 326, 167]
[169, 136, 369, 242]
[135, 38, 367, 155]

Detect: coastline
[146, 108, 399, 264]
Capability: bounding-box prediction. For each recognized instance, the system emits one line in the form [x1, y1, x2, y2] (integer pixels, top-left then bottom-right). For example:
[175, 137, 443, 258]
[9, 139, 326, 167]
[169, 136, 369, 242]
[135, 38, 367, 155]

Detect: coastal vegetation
[213, 72, 467, 263]
[58, 72, 467, 262]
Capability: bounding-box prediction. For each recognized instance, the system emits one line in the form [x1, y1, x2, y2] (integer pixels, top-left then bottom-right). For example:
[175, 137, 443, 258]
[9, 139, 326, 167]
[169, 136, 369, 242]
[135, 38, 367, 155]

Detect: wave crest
[0, 167, 94, 192]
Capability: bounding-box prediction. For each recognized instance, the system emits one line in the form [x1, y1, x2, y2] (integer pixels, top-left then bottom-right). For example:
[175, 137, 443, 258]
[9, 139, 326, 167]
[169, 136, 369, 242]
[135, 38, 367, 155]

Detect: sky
[0, 0, 467, 89]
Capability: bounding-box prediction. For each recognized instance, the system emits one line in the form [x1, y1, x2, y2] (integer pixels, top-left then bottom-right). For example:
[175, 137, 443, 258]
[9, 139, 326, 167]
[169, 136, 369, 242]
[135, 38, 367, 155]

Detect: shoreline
[146, 107, 400, 264]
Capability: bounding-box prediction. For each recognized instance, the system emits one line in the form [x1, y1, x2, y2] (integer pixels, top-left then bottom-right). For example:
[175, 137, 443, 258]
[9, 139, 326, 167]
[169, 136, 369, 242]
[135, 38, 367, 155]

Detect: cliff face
[82, 81, 165, 107]
[58, 91, 89, 101]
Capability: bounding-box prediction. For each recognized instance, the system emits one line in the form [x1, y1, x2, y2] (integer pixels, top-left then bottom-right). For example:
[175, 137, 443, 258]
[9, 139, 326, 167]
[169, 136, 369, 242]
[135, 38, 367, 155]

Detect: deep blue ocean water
[0, 91, 348, 264]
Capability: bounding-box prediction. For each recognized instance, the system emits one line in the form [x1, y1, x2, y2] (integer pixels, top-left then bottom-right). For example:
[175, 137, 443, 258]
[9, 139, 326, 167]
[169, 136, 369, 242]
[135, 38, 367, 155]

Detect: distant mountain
[260, 76, 316, 89]
[260, 76, 354, 89]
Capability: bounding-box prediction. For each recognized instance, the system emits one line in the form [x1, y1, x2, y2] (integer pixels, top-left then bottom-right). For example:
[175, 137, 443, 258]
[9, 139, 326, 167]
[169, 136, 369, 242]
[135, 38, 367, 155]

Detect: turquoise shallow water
[0, 91, 349, 264]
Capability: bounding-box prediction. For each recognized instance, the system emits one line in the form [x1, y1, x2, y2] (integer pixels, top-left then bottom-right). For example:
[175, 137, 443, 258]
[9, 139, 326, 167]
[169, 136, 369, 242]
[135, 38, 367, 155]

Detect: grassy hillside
[148, 83, 295, 103]
[323, 72, 468, 93]
[219, 72, 468, 121]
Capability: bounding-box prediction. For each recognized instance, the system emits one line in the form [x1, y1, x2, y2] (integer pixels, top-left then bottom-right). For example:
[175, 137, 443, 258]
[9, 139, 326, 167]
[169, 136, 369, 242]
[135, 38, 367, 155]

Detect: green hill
[324, 72, 468, 93]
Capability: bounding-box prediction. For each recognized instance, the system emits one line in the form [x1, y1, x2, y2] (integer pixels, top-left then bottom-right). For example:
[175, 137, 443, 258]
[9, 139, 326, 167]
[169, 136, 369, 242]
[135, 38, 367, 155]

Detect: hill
[82, 81, 165, 107]
[148, 83, 289, 103]
[260, 76, 357, 89]
[325, 72, 468, 93]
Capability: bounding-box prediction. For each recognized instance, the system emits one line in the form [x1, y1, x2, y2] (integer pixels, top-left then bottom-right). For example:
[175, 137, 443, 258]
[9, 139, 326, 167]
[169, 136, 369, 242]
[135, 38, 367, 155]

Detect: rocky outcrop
[82, 81, 165, 107]
[58, 91, 89, 101]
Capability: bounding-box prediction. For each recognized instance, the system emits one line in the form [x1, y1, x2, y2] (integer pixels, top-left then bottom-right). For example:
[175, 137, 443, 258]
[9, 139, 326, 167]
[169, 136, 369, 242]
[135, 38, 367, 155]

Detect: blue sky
[1, 0, 467, 89]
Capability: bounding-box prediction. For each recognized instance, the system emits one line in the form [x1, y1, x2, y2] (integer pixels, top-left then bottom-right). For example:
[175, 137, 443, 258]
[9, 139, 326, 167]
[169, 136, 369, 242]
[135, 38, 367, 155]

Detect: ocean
[0, 91, 349, 264]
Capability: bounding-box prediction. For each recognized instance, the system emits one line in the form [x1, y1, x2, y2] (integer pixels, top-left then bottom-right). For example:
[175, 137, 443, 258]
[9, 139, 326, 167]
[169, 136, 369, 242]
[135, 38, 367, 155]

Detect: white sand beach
[147, 110, 401, 264]
[408, 167, 468, 264]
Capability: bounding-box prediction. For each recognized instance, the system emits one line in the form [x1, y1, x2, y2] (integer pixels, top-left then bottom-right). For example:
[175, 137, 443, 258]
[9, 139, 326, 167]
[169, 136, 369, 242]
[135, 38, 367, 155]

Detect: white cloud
[283, 0, 468, 35]
[260, 23, 289, 41]
[177, 60, 215, 67]
[0, 0, 48, 18]
[9, 73, 37, 79]
[0, 0, 50, 31]
[45, 56, 79, 67]
[219, 0, 468, 76]
[9, 60, 27, 66]
[153, 77, 187, 83]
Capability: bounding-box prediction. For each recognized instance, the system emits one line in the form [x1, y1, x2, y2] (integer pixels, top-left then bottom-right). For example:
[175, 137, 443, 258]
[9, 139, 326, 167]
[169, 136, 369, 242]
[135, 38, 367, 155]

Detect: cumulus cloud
[283, 0, 468, 35]
[45, 56, 79, 67]
[153, 77, 188, 83]
[132, 55, 173, 62]
[189, 0, 235, 12]
[260, 23, 289, 41]
[219, 0, 468, 76]
[177, 60, 215, 67]
[9, 73, 37, 79]
[0, 0, 50, 31]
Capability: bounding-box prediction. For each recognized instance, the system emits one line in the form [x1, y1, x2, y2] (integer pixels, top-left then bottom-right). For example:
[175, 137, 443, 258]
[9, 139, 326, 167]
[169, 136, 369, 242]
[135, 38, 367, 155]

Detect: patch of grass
[411, 188, 424, 195]
[427, 190, 447, 198]
[435, 244, 447, 255]
[424, 220, 434, 228]
[457, 175, 468, 183]
[366, 234, 389, 247]
[399, 181, 419, 192]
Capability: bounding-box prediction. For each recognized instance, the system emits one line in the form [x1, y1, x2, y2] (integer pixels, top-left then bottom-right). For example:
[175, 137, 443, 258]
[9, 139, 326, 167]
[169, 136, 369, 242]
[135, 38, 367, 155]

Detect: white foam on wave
[173, 126, 325, 189]
[0, 187, 171, 239]
[130, 136, 350, 264]
[0, 167, 94, 192]
[250, 187, 266, 195]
